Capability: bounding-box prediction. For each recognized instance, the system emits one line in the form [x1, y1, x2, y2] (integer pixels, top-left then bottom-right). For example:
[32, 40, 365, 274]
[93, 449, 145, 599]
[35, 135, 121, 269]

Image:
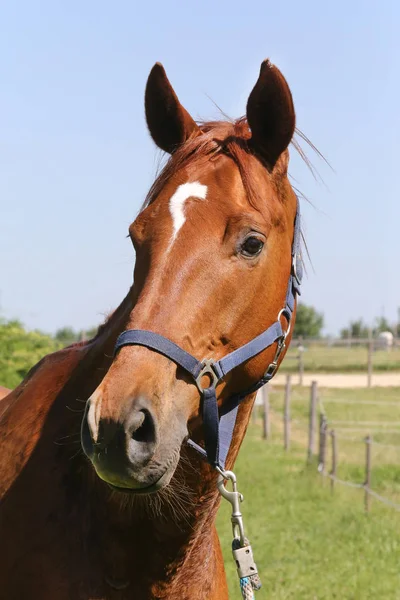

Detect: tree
[54, 327, 79, 346]
[0, 318, 62, 388]
[341, 317, 395, 339]
[373, 317, 392, 335]
[55, 326, 99, 346]
[340, 319, 369, 339]
[294, 304, 324, 338]
[0, 319, 100, 389]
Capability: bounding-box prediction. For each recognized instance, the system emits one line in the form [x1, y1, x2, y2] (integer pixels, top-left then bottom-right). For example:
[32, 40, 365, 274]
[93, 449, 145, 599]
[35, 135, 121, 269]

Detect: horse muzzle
[81, 393, 183, 493]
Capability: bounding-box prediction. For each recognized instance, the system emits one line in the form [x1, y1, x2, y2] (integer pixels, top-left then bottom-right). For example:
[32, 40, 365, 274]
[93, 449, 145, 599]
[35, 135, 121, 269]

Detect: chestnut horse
[0, 60, 300, 599]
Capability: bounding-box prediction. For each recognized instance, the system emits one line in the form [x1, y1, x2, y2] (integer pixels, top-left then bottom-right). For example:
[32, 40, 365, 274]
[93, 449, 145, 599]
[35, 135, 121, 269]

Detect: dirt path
[273, 372, 400, 388]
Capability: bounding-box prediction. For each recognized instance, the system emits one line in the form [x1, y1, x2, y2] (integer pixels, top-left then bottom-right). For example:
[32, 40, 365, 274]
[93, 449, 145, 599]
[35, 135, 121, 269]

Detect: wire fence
[280, 336, 400, 388]
[254, 378, 400, 513]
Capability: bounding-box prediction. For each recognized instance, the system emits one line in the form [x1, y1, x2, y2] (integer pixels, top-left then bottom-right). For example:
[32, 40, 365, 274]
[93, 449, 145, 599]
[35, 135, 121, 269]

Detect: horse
[0, 59, 300, 599]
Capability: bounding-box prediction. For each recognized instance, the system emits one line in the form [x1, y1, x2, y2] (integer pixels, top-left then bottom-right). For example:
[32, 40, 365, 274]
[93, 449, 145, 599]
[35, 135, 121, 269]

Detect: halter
[114, 198, 302, 470]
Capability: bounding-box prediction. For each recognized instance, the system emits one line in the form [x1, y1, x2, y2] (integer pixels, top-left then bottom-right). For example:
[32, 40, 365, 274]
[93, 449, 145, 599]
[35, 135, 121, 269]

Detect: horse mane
[142, 117, 268, 214]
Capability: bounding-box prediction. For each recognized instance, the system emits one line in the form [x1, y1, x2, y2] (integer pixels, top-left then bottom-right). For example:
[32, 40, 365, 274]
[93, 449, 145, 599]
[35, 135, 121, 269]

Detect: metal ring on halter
[195, 359, 220, 393]
[277, 308, 291, 338]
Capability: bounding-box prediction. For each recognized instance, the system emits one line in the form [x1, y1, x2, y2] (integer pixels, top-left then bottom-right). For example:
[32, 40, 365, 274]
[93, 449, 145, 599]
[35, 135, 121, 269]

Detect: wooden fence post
[262, 385, 270, 440]
[307, 381, 318, 463]
[347, 330, 352, 348]
[251, 395, 258, 425]
[330, 429, 337, 494]
[367, 331, 373, 388]
[364, 435, 372, 513]
[318, 414, 328, 473]
[284, 375, 291, 451]
[298, 346, 304, 386]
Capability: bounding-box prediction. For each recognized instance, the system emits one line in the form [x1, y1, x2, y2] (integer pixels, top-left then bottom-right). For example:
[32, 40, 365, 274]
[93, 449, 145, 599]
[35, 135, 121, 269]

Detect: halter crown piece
[114, 198, 302, 470]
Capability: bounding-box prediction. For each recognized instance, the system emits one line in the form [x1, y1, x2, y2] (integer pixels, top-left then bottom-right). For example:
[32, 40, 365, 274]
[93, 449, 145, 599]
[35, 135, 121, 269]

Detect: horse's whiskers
[65, 405, 85, 413]
[54, 431, 81, 445]
[68, 448, 84, 461]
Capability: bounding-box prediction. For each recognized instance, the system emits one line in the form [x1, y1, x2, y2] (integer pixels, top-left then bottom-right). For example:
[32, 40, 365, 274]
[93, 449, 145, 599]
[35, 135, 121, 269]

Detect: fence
[256, 377, 400, 513]
[281, 337, 400, 388]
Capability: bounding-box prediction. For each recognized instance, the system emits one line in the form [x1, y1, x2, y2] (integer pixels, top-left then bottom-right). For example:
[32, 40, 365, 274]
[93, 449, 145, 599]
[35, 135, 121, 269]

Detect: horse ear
[145, 63, 200, 153]
[247, 60, 296, 169]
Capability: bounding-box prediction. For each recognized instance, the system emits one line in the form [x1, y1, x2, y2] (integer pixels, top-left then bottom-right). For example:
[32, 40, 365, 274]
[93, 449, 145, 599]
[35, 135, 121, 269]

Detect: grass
[216, 387, 400, 599]
[280, 344, 400, 373]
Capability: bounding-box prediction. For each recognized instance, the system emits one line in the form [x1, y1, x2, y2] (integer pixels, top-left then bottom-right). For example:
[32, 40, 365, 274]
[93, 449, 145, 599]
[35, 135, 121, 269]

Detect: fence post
[298, 345, 304, 386]
[307, 381, 318, 463]
[284, 375, 291, 451]
[367, 331, 373, 388]
[364, 435, 372, 513]
[347, 330, 352, 348]
[330, 429, 337, 494]
[318, 414, 328, 474]
[262, 385, 270, 440]
[251, 395, 258, 425]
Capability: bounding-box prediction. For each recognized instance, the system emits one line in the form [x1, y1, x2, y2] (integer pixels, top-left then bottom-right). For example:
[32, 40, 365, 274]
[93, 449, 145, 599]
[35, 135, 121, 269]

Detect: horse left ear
[247, 60, 296, 169]
[145, 63, 200, 154]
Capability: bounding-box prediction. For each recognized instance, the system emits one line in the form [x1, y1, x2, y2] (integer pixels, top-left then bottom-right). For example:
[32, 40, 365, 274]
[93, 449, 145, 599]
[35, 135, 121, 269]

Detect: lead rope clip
[216, 468, 262, 599]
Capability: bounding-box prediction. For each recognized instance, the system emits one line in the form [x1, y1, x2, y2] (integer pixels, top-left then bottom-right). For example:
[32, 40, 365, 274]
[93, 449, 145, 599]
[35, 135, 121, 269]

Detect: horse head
[81, 60, 299, 493]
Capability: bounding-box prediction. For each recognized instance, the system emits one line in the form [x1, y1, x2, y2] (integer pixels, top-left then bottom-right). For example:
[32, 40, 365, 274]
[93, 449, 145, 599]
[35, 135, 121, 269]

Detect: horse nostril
[129, 409, 156, 444]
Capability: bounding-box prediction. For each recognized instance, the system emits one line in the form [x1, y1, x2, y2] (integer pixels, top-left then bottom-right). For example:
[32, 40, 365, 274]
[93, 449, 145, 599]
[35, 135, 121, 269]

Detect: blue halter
[114, 199, 302, 470]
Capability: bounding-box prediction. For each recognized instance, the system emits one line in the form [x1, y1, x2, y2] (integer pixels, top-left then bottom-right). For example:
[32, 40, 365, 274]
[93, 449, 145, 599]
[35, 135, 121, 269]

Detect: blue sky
[1, 1, 399, 335]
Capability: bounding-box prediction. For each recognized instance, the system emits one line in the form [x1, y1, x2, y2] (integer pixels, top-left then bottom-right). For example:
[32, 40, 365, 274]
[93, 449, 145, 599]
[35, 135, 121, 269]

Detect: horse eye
[240, 236, 264, 258]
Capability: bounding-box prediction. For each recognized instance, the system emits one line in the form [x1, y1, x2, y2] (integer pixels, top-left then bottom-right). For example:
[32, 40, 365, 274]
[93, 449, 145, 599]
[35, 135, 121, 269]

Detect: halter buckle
[292, 252, 303, 286]
[264, 336, 286, 379]
[264, 308, 291, 381]
[195, 359, 220, 393]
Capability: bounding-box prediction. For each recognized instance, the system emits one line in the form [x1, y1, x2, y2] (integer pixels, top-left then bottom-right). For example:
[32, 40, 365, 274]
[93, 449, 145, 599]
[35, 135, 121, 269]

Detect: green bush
[0, 318, 62, 389]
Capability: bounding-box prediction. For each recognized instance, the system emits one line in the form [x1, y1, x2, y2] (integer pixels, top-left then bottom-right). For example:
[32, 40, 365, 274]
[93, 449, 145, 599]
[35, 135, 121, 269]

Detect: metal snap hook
[216, 469, 245, 546]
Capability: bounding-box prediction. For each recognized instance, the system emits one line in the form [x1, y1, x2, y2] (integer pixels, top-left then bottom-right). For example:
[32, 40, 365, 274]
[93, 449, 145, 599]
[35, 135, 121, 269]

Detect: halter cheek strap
[114, 199, 302, 470]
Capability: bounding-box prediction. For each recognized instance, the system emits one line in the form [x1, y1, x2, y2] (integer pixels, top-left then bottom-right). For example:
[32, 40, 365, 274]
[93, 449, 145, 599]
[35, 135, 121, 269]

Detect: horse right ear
[247, 60, 296, 169]
[145, 63, 200, 154]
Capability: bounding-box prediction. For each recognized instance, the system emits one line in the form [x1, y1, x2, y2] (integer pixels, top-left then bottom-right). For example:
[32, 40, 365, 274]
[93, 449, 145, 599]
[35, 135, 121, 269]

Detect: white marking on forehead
[169, 181, 208, 245]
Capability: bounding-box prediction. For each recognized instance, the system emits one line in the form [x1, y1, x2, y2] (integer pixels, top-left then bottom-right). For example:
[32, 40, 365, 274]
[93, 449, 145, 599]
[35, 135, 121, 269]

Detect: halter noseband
[114, 198, 302, 470]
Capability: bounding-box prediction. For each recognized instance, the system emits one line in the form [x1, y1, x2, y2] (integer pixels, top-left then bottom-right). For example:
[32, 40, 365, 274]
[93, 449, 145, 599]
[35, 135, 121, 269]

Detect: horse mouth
[106, 467, 173, 495]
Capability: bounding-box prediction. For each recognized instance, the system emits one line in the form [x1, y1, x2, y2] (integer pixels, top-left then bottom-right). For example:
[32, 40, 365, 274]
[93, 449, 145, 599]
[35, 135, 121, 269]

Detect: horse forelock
[141, 117, 288, 220]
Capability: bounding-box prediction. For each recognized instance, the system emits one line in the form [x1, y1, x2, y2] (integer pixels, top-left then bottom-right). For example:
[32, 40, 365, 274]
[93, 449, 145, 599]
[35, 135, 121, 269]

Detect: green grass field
[281, 344, 400, 373]
[217, 387, 400, 599]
